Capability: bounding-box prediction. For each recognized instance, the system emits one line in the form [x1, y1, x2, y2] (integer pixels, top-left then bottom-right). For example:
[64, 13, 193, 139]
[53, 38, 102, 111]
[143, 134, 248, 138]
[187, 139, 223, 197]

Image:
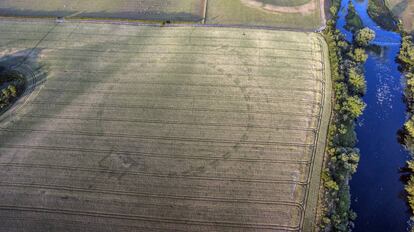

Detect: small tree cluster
[345, 1, 363, 32]
[355, 27, 376, 47]
[0, 71, 25, 111]
[0, 84, 18, 109]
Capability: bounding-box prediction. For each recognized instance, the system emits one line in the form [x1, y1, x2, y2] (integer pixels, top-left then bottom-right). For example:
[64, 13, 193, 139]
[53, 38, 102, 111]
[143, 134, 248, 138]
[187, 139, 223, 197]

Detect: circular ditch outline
[241, 0, 317, 14]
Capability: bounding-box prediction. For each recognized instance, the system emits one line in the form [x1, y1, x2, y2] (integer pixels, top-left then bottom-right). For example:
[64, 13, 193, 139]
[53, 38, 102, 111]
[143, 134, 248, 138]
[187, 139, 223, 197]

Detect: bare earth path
[0, 20, 330, 231]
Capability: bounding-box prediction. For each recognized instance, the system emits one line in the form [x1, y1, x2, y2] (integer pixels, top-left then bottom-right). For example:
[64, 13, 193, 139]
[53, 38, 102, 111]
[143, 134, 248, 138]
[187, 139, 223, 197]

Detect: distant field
[0, 21, 330, 231]
[386, 0, 414, 32]
[206, 0, 322, 29]
[0, 0, 324, 29]
[0, 0, 203, 22]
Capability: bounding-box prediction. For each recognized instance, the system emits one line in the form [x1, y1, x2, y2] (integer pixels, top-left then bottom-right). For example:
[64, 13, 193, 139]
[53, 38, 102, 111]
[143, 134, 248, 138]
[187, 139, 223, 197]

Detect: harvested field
[0, 0, 203, 22]
[0, 20, 331, 231]
[206, 0, 323, 29]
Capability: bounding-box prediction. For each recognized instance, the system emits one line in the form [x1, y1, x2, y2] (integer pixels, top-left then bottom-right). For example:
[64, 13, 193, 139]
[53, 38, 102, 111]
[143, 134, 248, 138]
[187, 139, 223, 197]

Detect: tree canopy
[355, 27, 376, 47]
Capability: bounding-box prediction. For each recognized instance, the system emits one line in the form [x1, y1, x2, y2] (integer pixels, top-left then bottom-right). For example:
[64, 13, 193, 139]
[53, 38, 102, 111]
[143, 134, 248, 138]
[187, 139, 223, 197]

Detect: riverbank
[398, 32, 414, 228]
[317, 0, 370, 230]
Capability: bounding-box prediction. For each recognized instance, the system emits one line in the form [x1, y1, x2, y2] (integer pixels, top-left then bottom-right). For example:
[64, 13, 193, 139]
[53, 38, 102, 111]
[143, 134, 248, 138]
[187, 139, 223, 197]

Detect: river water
[336, 0, 411, 231]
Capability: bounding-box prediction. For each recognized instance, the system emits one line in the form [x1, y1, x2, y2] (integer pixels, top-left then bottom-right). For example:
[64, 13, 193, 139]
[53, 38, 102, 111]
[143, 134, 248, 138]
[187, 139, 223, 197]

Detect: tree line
[398, 32, 414, 227]
[319, 0, 375, 231]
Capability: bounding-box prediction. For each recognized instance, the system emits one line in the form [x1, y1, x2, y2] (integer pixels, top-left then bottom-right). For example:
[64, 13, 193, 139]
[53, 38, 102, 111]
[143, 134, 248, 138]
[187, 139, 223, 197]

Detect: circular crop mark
[241, 0, 316, 14]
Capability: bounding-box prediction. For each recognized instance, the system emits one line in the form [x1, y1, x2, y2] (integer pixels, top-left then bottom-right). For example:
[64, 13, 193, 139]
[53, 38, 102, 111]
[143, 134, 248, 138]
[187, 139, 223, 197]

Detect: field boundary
[301, 34, 332, 232]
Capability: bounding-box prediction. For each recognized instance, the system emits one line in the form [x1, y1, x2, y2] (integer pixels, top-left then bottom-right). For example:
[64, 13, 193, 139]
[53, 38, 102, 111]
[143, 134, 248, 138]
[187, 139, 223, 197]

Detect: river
[335, 0, 411, 231]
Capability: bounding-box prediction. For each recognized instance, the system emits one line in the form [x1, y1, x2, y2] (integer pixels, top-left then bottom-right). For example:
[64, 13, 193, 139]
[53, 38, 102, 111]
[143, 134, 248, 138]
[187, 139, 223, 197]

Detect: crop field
[386, 0, 414, 33]
[206, 0, 323, 29]
[0, 0, 325, 30]
[0, 20, 330, 231]
[0, 0, 203, 22]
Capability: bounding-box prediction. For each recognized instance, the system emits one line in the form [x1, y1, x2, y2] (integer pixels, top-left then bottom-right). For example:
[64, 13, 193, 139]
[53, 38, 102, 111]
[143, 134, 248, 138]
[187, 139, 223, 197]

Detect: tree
[1, 88, 10, 99]
[405, 118, 414, 139]
[405, 73, 414, 107]
[355, 27, 376, 47]
[351, 48, 368, 63]
[322, 169, 339, 191]
[8, 85, 17, 97]
[345, 1, 363, 32]
[399, 36, 414, 68]
[348, 67, 366, 95]
[330, 6, 338, 17]
[342, 95, 366, 119]
[406, 174, 414, 214]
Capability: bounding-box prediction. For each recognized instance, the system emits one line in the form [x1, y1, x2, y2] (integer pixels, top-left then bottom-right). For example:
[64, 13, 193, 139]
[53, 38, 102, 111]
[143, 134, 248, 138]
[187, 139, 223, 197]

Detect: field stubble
[0, 21, 330, 231]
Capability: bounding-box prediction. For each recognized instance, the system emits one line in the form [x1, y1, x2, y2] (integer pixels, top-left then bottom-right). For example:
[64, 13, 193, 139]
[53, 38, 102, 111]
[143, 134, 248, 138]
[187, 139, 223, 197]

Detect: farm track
[0, 21, 330, 231]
